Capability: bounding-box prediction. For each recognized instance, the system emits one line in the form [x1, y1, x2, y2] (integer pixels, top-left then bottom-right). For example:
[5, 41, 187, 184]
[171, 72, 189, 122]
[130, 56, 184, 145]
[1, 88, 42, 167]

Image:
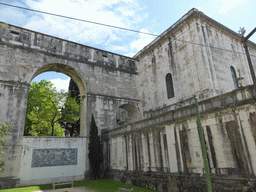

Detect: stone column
[0, 81, 30, 188]
[165, 124, 178, 173]
[239, 108, 256, 176]
[122, 135, 127, 170]
[141, 133, 150, 172]
[127, 134, 134, 171]
[148, 132, 156, 171]
[160, 130, 170, 172]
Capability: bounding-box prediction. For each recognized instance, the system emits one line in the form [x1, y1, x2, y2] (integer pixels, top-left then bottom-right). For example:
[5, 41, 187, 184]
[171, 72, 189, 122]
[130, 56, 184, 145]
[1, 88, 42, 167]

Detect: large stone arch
[30, 63, 88, 136]
[0, 23, 139, 188]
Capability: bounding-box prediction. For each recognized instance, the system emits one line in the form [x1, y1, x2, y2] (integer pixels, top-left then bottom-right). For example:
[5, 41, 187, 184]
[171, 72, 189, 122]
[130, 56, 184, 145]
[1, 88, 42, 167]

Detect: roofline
[133, 8, 256, 59]
[0, 21, 134, 60]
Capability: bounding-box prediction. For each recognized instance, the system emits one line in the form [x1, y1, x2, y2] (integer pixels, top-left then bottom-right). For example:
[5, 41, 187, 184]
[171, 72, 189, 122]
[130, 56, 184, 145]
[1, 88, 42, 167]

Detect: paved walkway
[31, 186, 97, 192]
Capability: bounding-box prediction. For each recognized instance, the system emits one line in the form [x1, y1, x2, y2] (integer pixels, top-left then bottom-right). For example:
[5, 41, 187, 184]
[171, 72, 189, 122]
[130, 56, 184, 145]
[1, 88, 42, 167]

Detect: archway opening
[25, 63, 87, 137]
[116, 104, 140, 124]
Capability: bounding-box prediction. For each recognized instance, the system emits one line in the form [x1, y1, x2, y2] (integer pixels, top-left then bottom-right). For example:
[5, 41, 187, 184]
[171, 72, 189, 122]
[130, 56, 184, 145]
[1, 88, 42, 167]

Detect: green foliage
[0, 23, 8, 27]
[0, 179, 158, 192]
[0, 122, 10, 172]
[0, 183, 52, 192]
[88, 114, 103, 179]
[24, 80, 80, 136]
[75, 179, 158, 192]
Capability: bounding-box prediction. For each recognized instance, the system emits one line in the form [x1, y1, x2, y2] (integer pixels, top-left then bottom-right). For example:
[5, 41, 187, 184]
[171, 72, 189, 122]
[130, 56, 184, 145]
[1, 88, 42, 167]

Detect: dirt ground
[31, 186, 97, 192]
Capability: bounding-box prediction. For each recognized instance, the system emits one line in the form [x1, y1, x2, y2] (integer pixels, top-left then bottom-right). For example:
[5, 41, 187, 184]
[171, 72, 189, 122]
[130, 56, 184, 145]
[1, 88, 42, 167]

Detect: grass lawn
[0, 179, 158, 192]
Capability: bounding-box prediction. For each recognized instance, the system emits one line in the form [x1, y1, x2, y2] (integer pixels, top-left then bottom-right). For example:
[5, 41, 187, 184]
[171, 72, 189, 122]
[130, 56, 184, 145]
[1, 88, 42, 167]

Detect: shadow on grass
[0, 178, 157, 192]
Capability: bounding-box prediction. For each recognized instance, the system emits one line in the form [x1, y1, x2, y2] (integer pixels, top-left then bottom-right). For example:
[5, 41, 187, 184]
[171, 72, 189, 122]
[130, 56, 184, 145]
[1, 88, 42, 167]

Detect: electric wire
[0, 2, 256, 58]
[0, 2, 158, 37]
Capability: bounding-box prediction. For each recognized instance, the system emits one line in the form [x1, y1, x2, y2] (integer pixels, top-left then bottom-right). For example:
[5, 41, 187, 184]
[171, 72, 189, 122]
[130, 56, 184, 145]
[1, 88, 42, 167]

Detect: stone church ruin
[1, 8, 256, 191]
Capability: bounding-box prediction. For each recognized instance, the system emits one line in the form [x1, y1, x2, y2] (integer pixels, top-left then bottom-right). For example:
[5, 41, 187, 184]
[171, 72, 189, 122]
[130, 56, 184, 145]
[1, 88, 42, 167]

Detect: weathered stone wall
[0, 81, 29, 188]
[0, 23, 139, 188]
[109, 170, 256, 192]
[18, 137, 87, 187]
[134, 9, 256, 118]
[108, 85, 256, 191]
[1, 8, 256, 191]
[0, 23, 139, 132]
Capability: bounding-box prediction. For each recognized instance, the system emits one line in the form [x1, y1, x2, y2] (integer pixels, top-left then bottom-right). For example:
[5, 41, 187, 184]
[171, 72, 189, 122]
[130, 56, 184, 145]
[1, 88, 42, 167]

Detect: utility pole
[194, 95, 212, 192]
[241, 27, 256, 92]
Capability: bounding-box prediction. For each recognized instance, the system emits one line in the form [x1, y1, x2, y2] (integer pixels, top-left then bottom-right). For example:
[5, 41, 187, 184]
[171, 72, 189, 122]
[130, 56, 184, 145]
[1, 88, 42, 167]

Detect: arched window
[166, 73, 174, 99]
[230, 66, 238, 89]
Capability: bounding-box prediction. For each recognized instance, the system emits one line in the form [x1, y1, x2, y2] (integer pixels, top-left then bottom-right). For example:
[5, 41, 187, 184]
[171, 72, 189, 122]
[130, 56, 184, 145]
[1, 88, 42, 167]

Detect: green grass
[75, 179, 157, 192]
[0, 179, 157, 192]
[0, 183, 52, 192]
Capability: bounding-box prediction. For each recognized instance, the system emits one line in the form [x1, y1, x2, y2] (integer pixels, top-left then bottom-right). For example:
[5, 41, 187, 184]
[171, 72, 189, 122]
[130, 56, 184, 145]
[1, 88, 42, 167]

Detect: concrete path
[31, 186, 97, 192]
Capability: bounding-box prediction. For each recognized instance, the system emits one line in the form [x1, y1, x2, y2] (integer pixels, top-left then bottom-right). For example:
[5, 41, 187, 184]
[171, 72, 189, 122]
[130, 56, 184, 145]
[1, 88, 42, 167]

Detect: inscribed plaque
[31, 148, 78, 167]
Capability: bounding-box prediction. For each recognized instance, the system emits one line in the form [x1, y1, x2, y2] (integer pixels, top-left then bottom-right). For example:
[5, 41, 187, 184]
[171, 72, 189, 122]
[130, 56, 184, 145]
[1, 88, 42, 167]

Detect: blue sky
[1, 0, 255, 91]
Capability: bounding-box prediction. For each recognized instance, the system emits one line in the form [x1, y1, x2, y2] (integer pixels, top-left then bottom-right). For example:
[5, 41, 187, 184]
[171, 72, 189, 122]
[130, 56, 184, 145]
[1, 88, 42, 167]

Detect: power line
[172, 38, 256, 58]
[0, 2, 255, 58]
[0, 2, 158, 37]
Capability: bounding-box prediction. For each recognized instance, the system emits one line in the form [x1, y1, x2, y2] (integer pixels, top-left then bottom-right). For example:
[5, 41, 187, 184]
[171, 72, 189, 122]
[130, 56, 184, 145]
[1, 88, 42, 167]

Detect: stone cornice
[0, 21, 133, 59]
[0, 41, 138, 75]
[86, 92, 141, 102]
[0, 79, 30, 87]
[133, 8, 256, 59]
[109, 85, 256, 137]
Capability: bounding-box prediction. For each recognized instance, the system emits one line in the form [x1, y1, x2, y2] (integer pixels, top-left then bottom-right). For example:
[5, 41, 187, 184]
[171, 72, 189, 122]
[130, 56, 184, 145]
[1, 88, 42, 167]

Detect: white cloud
[214, 0, 249, 14]
[116, 7, 135, 17]
[0, 1, 29, 26]
[128, 28, 155, 56]
[50, 78, 70, 92]
[23, 0, 147, 47]
[111, 45, 128, 52]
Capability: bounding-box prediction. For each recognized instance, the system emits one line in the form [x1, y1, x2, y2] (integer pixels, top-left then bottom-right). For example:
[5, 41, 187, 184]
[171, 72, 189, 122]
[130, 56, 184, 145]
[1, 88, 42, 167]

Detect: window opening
[166, 73, 174, 99]
[230, 66, 238, 89]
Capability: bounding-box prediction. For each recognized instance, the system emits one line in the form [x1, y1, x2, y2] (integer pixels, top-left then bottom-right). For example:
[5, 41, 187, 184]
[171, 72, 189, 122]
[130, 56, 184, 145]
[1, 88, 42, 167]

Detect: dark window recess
[230, 66, 238, 89]
[11, 30, 20, 35]
[152, 55, 155, 64]
[102, 52, 108, 57]
[128, 60, 135, 68]
[166, 73, 175, 99]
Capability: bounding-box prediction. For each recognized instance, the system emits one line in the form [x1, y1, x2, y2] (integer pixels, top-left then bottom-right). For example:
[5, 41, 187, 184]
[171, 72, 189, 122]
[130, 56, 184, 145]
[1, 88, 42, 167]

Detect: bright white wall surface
[18, 137, 87, 186]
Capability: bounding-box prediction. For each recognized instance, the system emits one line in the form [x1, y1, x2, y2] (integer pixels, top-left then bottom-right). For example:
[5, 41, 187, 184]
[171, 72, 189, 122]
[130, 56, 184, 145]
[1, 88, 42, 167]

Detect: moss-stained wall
[0, 22, 139, 188]
[108, 86, 256, 191]
[134, 9, 256, 119]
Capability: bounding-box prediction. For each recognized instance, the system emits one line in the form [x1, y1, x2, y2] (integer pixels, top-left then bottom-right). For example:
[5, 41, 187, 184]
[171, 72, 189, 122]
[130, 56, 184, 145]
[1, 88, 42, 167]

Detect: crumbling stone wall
[133, 8, 256, 118]
[109, 170, 256, 192]
[108, 86, 256, 191]
[0, 81, 29, 188]
[0, 22, 139, 188]
[1, 8, 256, 190]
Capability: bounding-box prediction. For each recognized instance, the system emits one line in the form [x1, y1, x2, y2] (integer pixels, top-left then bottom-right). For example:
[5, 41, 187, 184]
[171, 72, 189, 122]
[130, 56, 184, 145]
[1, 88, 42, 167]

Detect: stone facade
[107, 9, 256, 192]
[1, 8, 256, 191]
[0, 20, 139, 188]
[108, 86, 256, 191]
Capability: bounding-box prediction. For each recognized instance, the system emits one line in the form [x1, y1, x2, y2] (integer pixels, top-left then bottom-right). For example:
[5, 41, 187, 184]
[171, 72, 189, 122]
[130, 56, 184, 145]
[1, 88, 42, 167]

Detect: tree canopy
[64, 79, 81, 136]
[24, 80, 80, 136]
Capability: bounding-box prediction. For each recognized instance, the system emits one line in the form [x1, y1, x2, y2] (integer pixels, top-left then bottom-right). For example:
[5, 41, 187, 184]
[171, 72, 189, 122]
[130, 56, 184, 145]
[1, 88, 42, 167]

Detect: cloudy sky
[1, 0, 255, 91]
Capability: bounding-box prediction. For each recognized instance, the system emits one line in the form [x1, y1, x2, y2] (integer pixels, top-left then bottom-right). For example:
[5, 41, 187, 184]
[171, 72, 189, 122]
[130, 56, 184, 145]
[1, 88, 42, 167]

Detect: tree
[88, 114, 103, 179]
[63, 79, 81, 136]
[69, 78, 80, 98]
[24, 80, 80, 136]
[0, 122, 10, 172]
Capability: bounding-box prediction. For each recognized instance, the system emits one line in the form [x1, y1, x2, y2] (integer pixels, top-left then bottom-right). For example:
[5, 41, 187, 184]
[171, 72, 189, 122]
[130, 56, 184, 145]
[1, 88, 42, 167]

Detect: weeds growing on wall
[0, 122, 10, 172]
